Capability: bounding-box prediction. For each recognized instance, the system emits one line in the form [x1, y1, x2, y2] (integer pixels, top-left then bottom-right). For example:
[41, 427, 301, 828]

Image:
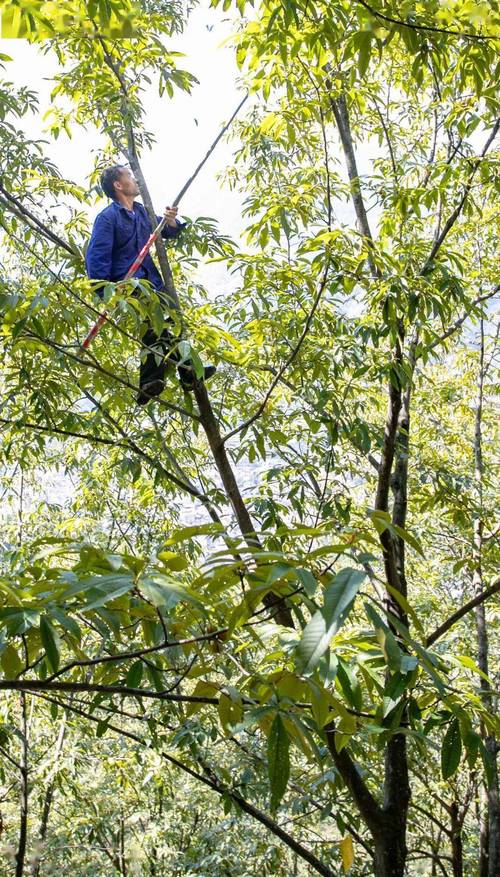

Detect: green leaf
[50, 608, 81, 639]
[218, 691, 243, 734]
[357, 31, 372, 77]
[0, 579, 23, 606]
[0, 643, 23, 678]
[164, 523, 224, 545]
[64, 573, 134, 602]
[268, 714, 290, 813]
[337, 657, 362, 711]
[441, 718, 462, 780]
[385, 584, 424, 633]
[368, 510, 424, 556]
[186, 680, 220, 717]
[140, 574, 202, 610]
[126, 661, 143, 688]
[479, 739, 495, 788]
[96, 719, 109, 738]
[297, 568, 365, 674]
[40, 616, 61, 673]
[156, 550, 188, 571]
[295, 568, 318, 596]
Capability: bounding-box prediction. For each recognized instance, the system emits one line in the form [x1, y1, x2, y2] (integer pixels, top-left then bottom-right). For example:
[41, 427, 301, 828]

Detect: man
[85, 165, 215, 404]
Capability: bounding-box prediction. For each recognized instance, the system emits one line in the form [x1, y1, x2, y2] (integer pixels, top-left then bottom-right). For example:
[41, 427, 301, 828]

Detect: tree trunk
[473, 318, 499, 877]
[123, 114, 293, 628]
[450, 801, 463, 877]
[15, 692, 29, 877]
[372, 735, 411, 877]
[327, 91, 412, 870]
[328, 91, 378, 278]
[372, 826, 407, 877]
[31, 715, 66, 877]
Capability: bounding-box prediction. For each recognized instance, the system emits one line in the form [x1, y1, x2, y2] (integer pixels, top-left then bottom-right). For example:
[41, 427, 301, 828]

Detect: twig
[426, 580, 500, 647]
[222, 265, 331, 443]
[355, 0, 498, 41]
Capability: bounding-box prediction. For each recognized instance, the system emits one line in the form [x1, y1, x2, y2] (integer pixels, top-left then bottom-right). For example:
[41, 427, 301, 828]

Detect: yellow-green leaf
[340, 835, 354, 872]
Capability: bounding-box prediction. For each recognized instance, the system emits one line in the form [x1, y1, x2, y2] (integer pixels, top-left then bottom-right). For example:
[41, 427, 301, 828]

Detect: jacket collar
[111, 199, 142, 214]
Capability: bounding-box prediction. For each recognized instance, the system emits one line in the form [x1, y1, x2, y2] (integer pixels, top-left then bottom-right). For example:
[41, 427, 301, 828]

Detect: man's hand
[163, 206, 179, 227]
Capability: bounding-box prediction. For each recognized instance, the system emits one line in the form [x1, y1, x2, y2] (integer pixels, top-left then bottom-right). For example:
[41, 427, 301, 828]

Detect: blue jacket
[85, 200, 184, 291]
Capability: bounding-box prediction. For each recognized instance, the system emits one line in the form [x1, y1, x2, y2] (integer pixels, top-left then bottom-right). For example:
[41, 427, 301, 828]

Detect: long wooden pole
[80, 92, 248, 350]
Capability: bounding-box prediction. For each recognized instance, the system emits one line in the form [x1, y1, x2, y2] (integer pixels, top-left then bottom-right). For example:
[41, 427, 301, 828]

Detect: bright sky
[1, 3, 246, 291]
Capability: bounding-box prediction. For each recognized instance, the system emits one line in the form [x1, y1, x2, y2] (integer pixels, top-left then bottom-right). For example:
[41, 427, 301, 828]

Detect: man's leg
[137, 323, 177, 405]
[137, 287, 217, 404]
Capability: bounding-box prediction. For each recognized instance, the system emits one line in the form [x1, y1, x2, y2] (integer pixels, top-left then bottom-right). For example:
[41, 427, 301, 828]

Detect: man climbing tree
[85, 164, 216, 404]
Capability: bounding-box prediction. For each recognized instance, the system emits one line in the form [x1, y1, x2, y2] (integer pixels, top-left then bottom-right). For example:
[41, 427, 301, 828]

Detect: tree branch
[222, 264, 331, 444]
[426, 579, 500, 647]
[422, 286, 499, 356]
[0, 184, 77, 256]
[43, 630, 227, 682]
[324, 724, 383, 836]
[327, 91, 379, 278]
[355, 0, 497, 41]
[0, 415, 125, 448]
[421, 120, 499, 273]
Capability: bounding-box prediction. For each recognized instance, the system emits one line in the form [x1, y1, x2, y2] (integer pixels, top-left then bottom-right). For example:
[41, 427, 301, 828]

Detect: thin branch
[324, 724, 383, 836]
[15, 692, 29, 877]
[0, 416, 125, 448]
[421, 121, 499, 272]
[423, 286, 499, 356]
[222, 265, 331, 444]
[30, 692, 337, 877]
[0, 678, 225, 704]
[426, 579, 500, 647]
[0, 184, 77, 256]
[44, 630, 225, 681]
[0, 744, 22, 771]
[355, 0, 498, 41]
[327, 90, 379, 278]
[371, 96, 398, 184]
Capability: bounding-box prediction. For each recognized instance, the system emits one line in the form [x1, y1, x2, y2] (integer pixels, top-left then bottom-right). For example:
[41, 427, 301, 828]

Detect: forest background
[0, 2, 498, 876]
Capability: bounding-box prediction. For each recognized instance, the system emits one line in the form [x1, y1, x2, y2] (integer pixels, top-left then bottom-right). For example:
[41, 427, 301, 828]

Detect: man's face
[114, 167, 140, 198]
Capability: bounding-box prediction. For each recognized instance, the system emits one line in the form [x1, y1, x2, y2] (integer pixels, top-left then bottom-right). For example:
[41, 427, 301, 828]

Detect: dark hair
[100, 165, 126, 200]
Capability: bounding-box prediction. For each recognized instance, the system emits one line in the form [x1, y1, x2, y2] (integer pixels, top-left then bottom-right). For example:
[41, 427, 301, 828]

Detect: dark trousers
[138, 282, 183, 389]
[139, 320, 187, 387]
[139, 322, 181, 388]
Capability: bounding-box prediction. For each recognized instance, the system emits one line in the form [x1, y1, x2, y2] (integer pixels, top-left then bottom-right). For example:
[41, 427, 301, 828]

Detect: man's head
[100, 165, 140, 201]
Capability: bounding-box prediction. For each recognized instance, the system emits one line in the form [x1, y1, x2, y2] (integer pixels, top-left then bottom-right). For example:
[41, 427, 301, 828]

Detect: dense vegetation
[0, 1, 498, 875]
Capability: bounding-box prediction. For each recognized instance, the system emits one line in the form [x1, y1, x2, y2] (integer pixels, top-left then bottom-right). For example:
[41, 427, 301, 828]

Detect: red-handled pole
[80, 92, 249, 352]
[80, 215, 168, 350]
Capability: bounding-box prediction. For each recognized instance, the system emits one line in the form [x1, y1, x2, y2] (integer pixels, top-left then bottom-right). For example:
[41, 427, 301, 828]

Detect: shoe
[136, 378, 165, 405]
[178, 364, 217, 391]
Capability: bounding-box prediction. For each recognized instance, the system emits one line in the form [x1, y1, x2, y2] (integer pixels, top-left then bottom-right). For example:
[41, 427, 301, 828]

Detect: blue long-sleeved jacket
[85, 200, 184, 291]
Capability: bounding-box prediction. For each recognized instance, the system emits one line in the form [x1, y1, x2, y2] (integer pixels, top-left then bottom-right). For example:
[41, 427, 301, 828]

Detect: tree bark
[328, 91, 378, 278]
[101, 45, 293, 628]
[372, 823, 408, 877]
[450, 801, 463, 877]
[15, 692, 29, 877]
[31, 716, 66, 877]
[473, 319, 499, 877]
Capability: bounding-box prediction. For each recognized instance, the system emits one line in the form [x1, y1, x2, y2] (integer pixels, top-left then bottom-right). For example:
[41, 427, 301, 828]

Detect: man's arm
[85, 211, 114, 294]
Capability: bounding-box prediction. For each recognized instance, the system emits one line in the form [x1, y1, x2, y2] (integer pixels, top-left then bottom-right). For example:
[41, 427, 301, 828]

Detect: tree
[0, 1, 499, 875]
